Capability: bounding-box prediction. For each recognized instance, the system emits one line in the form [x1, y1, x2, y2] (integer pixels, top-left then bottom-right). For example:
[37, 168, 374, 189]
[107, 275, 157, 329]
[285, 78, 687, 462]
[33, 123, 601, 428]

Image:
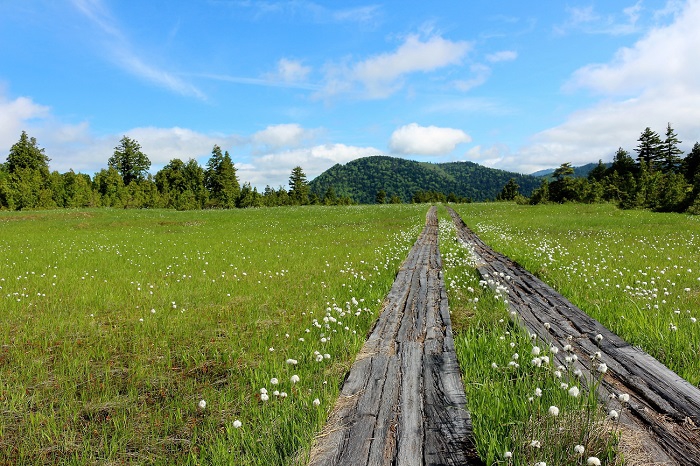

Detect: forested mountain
[308, 155, 542, 204]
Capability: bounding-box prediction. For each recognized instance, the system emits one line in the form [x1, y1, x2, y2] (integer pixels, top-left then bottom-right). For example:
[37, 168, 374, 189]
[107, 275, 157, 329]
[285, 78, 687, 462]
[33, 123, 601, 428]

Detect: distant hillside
[531, 162, 611, 179]
[309, 155, 543, 204]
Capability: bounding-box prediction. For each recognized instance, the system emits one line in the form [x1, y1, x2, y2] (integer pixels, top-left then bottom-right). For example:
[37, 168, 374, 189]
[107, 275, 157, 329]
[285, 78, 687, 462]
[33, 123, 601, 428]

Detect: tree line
[0, 132, 353, 210]
[497, 123, 700, 214]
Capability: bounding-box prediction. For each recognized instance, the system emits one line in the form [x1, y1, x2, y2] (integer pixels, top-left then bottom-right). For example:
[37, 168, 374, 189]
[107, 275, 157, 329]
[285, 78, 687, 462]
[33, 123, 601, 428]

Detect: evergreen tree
[661, 123, 683, 173]
[635, 127, 663, 171]
[7, 131, 50, 175]
[288, 166, 310, 205]
[204, 145, 239, 208]
[609, 147, 637, 177]
[108, 136, 151, 185]
[323, 185, 337, 205]
[682, 142, 700, 184]
[375, 189, 387, 204]
[497, 178, 520, 201]
[530, 179, 549, 204]
[587, 160, 607, 182]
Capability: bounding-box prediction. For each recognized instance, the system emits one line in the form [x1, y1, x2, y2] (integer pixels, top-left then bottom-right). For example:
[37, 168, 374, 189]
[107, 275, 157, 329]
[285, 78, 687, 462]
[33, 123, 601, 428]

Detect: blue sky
[2, 0, 699, 189]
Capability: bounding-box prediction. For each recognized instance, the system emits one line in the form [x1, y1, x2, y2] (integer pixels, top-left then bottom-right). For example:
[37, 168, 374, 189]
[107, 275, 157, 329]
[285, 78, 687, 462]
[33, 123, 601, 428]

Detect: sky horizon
[2, 0, 700, 190]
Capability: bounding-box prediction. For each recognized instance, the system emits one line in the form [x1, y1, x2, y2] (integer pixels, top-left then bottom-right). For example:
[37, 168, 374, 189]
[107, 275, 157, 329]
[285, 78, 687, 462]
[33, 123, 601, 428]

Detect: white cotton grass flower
[568, 386, 580, 398]
[260, 393, 269, 402]
[587, 457, 601, 466]
[504, 451, 512, 458]
[290, 374, 300, 384]
[534, 387, 542, 397]
[232, 419, 242, 429]
[270, 378, 279, 385]
[286, 358, 298, 365]
[535, 462, 547, 466]
[198, 399, 206, 410]
[260, 388, 267, 394]
[529, 439, 541, 448]
[531, 346, 541, 356]
[597, 363, 608, 374]
[312, 398, 320, 407]
[279, 392, 288, 398]
[574, 444, 585, 455]
[548, 405, 560, 417]
[595, 333, 603, 343]
[618, 393, 630, 403]
[608, 409, 619, 420]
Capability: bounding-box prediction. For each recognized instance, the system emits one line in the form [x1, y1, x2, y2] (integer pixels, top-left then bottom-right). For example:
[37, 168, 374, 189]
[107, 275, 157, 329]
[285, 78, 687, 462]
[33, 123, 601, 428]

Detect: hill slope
[309, 155, 542, 204]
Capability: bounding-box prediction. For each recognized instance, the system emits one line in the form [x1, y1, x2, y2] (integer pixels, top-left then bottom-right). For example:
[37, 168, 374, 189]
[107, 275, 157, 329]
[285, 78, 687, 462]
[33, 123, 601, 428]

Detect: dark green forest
[308, 156, 542, 204]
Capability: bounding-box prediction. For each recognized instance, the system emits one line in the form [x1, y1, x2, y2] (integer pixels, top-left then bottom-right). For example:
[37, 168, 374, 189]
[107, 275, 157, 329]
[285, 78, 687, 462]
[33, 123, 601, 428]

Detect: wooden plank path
[447, 207, 700, 465]
[308, 207, 483, 466]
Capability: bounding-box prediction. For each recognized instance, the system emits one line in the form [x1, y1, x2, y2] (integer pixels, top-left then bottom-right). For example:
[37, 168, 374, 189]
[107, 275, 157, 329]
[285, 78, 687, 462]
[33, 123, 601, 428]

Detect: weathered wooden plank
[448, 206, 700, 466]
[309, 207, 482, 466]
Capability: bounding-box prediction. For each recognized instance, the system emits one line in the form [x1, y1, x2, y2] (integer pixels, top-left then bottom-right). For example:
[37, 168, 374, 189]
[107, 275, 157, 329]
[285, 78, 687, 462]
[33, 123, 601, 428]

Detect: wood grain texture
[448, 207, 700, 466]
[308, 207, 483, 466]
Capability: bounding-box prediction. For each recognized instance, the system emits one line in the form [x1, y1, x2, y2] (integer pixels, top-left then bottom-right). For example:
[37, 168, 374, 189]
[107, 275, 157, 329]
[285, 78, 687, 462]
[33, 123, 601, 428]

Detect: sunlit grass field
[0, 205, 426, 465]
[452, 202, 700, 387]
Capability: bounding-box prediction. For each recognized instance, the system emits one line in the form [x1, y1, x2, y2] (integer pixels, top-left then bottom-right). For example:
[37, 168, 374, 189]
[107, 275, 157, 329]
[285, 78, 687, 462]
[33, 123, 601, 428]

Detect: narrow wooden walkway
[309, 207, 482, 466]
[448, 207, 700, 465]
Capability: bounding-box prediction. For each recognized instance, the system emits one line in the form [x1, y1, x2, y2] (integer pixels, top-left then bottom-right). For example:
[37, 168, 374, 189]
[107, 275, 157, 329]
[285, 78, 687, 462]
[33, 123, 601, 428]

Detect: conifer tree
[661, 123, 683, 173]
[635, 127, 663, 171]
[288, 166, 309, 205]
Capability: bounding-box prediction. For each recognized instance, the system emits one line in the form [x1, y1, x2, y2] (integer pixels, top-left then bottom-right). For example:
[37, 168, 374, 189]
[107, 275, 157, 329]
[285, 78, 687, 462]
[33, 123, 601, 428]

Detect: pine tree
[635, 127, 663, 171]
[661, 123, 683, 173]
[288, 166, 310, 205]
[683, 142, 700, 184]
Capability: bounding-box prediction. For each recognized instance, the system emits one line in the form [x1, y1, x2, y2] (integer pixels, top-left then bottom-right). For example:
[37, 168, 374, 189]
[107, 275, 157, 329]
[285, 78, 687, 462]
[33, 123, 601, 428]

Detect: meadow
[0, 205, 425, 465]
[2, 202, 697, 465]
[451, 202, 700, 387]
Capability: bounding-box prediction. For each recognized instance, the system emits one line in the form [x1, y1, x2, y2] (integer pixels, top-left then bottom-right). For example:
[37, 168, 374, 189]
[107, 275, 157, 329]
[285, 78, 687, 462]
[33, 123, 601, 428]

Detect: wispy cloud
[70, 0, 204, 99]
[222, 1, 382, 26]
[554, 1, 643, 36]
[486, 50, 518, 63]
[317, 34, 471, 99]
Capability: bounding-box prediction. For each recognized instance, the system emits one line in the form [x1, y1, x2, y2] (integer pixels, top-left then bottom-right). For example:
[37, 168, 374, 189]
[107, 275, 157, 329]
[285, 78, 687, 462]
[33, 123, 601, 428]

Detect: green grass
[0, 205, 425, 465]
[438, 207, 617, 465]
[451, 202, 700, 387]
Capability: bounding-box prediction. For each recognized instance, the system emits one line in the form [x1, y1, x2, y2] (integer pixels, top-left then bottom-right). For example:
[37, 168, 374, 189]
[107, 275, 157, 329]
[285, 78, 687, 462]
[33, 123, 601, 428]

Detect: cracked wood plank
[308, 207, 483, 466]
[448, 207, 700, 466]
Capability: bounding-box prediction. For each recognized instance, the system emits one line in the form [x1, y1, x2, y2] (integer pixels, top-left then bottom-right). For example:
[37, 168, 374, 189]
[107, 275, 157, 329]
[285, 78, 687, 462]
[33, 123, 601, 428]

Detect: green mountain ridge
[308, 155, 543, 203]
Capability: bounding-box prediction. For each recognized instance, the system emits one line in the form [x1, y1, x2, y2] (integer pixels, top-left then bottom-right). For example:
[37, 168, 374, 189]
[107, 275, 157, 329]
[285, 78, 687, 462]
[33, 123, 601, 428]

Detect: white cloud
[453, 64, 491, 92]
[251, 123, 320, 151]
[239, 143, 381, 188]
[318, 34, 471, 99]
[70, 0, 204, 98]
[389, 123, 471, 156]
[486, 50, 518, 63]
[0, 93, 50, 153]
[508, 0, 700, 174]
[270, 58, 312, 83]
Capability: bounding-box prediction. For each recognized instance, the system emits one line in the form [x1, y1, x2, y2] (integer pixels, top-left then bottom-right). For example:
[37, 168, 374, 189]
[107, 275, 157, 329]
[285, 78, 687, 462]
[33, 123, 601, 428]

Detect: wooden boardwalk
[448, 207, 700, 465]
[308, 207, 483, 466]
